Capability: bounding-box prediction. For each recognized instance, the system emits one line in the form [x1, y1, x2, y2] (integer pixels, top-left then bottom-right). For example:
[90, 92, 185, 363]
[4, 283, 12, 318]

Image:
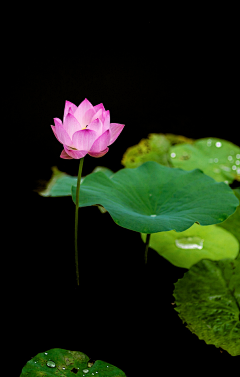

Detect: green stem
[75, 157, 84, 286]
[144, 233, 151, 264]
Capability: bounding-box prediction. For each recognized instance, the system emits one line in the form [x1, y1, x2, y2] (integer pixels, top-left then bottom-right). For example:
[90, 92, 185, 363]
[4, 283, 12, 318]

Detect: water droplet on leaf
[150, 214, 156, 217]
[215, 141, 222, 147]
[47, 360, 56, 368]
[175, 236, 204, 249]
[83, 369, 89, 374]
[171, 152, 176, 158]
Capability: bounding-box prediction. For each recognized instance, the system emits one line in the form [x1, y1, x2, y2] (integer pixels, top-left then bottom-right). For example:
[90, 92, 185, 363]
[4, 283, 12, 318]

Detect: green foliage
[34, 134, 240, 358]
[36, 160, 239, 236]
[20, 348, 127, 376]
[121, 135, 240, 184]
[173, 258, 240, 356]
[121, 133, 195, 169]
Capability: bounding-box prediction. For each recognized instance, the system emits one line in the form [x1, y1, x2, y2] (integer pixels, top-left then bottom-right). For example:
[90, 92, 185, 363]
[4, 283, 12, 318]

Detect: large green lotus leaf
[72, 161, 239, 234]
[169, 137, 240, 183]
[141, 223, 239, 269]
[216, 188, 240, 244]
[121, 133, 195, 169]
[173, 258, 240, 356]
[20, 348, 127, 376]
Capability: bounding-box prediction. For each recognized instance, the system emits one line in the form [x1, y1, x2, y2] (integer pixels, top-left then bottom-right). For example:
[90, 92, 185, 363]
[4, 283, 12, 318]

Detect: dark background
[10, 17, 239, 376]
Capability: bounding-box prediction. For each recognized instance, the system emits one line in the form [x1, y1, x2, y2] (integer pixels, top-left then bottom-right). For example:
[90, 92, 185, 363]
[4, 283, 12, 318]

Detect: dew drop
[45, 353, 48, 355]
[236, 160, 240, 165]
[175, 236, 204, 250]
[63, 367, 66, 370]
[236, 154, 240, 159]
[232, 165, 237, 170]
[215, 141, 222, 147]
[237, 168, 240, 175]
[228, 156, 233, 161]
[214, 158, 218, 163]
[171, 152, 176, 158]
[83, 369, 89, 374]
[207, 139, 212, 146]
[150, 214, 156, 217]
[46, 360, 56, 368]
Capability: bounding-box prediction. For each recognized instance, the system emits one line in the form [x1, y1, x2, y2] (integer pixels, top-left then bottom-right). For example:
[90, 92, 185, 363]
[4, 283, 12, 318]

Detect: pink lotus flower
[51, 98, 125, 159]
